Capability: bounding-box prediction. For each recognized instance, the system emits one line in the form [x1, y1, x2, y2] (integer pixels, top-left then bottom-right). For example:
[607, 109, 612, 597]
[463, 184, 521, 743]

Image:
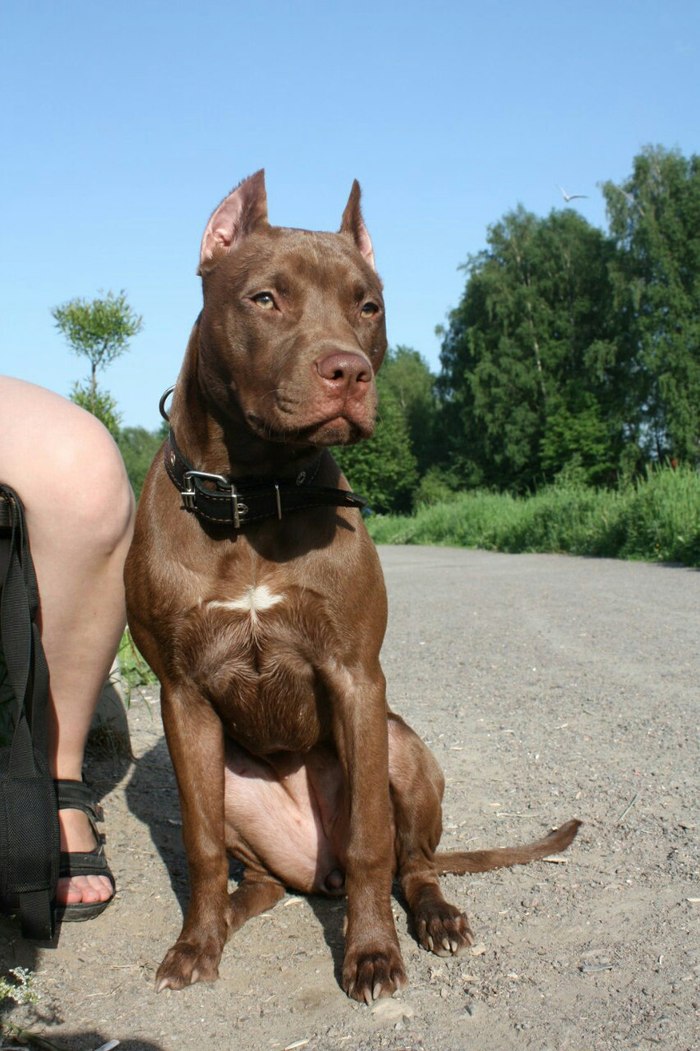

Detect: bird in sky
[559, 186, 588, 202]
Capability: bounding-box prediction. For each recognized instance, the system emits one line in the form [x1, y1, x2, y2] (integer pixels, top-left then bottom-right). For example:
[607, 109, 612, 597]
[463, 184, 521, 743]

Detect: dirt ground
[1, 546, 698, 1051]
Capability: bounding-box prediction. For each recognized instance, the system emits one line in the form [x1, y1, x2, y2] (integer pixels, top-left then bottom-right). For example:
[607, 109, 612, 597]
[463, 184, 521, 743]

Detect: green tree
[70, 384, 122, 440]
[118, 425, 166, 499]
[539, 394, 618, 485]
[333, 380, 417, 513]
[379, 346, 440, 475]
[438, 206, 625, 490]
[52, 290, 143, 435]
[602, 146, 700, 464]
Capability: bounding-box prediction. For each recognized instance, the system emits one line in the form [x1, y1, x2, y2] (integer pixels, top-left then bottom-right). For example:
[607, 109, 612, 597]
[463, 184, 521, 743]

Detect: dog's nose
[315, 352, 373, 390]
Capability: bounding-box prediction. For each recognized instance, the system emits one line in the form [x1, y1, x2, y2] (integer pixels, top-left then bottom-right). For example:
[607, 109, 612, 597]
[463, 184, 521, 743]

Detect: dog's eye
[360, 301, 380, 317]
[251, 291, 276, 310]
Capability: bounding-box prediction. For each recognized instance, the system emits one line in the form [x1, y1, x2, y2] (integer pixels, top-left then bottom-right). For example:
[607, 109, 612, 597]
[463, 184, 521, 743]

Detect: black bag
[0, 484, 59, 938]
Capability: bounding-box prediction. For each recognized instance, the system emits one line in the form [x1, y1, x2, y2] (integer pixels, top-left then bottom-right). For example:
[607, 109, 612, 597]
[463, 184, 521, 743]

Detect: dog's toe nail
[364, 986, 373, 1005]
[427, 935, 434, 951]
[442, 937, 451, 952]
[450, 939, 459, 953]
[373, 981, 383, 1000]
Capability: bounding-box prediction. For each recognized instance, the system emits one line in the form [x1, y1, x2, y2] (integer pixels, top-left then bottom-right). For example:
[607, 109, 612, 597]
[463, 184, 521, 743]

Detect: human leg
[0, 377, 135, 908]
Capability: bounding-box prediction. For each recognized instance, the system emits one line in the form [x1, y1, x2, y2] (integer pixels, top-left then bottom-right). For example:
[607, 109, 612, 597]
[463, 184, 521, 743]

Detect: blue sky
[1, 0, 698, 429]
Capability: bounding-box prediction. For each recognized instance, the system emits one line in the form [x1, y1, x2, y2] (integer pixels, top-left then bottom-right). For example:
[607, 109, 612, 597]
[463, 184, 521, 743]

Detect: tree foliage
[117, 425, 166, 499]
[52, 290, 143, 389]
[437, 147, 700, 492]
[333, 375, 418, 514]
[438, 207, 623, 489]
[69, 382, 122, 439]
[602, 146, 700, 463]
[379, 345, 440, 474]
[333, 348, 439, 512]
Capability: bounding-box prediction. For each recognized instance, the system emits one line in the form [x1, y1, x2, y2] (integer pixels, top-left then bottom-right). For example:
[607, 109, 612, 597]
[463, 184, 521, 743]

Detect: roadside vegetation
[366, 465, 700, 567]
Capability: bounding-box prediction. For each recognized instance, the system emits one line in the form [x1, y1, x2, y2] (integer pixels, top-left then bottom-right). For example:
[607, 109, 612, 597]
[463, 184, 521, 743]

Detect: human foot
[55, 780, 115, 918]
[57, 806, 114, 906]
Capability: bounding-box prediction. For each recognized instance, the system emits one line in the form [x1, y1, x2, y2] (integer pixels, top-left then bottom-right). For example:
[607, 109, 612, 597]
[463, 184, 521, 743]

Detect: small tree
[70, 384, 122, 439]
[52, 290, 143, 435]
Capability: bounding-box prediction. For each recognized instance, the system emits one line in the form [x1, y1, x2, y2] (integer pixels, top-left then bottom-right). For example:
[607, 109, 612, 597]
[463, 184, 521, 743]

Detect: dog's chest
[208, 584, 284, 619]
[179, 577, 337, 754]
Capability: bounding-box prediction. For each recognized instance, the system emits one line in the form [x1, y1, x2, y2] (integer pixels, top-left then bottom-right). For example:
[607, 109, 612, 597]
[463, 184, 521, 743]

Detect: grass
[367, 464, 700, 567]
[117, 629, 157, 697]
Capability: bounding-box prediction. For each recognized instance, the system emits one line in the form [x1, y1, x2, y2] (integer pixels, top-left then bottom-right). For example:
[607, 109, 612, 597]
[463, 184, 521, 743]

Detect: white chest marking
[208, 585, 284, 618]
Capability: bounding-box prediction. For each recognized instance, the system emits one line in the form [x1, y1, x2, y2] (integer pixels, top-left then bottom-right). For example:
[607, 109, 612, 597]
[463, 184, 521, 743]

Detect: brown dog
[124, 171, 579, 1002]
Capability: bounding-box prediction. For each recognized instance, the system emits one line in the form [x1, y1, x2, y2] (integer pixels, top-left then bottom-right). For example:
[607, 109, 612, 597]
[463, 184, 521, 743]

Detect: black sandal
[54, 779, 116, 922]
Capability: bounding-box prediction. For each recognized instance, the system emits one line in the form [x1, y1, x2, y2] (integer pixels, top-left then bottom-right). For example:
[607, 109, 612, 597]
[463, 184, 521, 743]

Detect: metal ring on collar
[159, 385, 176, 422]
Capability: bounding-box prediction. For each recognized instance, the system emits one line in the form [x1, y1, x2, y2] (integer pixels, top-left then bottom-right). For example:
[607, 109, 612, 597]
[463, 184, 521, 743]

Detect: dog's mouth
[305, 416, 372, 446]
[246, 411, 374, 447]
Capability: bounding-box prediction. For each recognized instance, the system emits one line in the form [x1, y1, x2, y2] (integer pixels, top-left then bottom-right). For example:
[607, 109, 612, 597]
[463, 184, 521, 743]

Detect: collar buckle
[181, 470, 248, 527]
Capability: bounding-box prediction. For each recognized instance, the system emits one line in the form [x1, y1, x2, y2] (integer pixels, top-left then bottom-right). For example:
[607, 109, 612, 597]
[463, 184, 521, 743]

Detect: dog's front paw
[155, 936, 225, 991]
[415, 902, 474, 957]
[342, 944, 408, 1004]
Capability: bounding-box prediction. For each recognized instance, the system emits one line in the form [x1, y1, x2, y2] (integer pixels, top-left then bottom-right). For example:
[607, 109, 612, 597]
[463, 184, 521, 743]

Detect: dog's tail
[434, 818, 581, 874]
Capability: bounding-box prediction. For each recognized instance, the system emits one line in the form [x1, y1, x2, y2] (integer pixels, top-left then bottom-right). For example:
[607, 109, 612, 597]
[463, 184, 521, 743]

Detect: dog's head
[194, 170, 387, 448]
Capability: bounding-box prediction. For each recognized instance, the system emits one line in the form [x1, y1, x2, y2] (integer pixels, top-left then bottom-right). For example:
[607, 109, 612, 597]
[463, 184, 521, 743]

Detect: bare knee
[36, 422, 134, 561]
[0, 378, 135, 558]
[61, 425, 135, 557]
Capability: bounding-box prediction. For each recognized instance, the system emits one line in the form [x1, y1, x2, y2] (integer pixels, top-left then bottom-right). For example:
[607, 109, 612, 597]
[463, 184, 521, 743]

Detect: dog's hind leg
[388, 714, 474, 956]
[225, 836, 286, 936]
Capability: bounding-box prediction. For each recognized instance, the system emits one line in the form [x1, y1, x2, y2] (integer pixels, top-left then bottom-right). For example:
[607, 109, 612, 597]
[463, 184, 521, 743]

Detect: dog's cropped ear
[340, 180, 376, 270]
[199, 170, 269, 273]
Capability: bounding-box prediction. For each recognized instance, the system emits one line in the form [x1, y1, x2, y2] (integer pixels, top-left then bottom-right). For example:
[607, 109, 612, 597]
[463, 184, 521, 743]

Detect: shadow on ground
[123, 737, 188, 913]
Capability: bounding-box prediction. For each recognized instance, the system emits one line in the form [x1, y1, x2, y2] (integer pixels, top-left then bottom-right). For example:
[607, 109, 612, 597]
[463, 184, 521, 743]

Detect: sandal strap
[54, 778, 105, 846]
[59, 844, 115, 888]
[54, 778, 104, 823]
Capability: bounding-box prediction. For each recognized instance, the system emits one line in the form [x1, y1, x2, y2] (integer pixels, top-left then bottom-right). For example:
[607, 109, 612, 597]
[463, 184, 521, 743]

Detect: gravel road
[2, 546, 698, 1051]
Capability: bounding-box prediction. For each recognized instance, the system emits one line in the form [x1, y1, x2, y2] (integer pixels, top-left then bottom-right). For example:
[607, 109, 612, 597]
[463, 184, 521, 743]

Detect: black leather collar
[164, 429, 367, 529]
